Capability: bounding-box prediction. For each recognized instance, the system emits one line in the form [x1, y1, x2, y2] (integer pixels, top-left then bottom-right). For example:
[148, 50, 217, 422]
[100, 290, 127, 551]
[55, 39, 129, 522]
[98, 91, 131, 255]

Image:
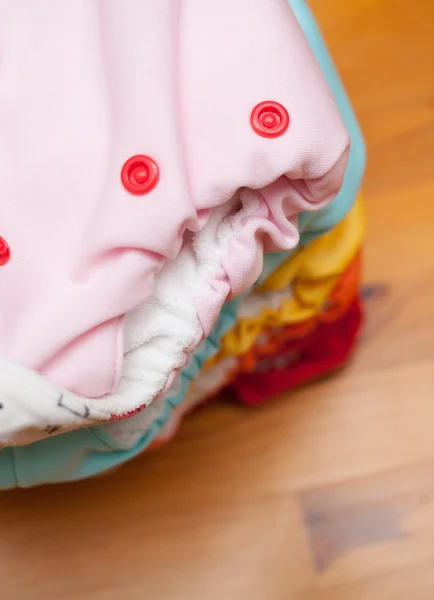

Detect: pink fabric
[0, 0, 349, 398]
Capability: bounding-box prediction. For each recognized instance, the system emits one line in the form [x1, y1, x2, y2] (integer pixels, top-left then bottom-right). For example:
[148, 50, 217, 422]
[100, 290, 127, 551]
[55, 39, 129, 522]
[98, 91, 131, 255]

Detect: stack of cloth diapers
[0, 0, 365, 488]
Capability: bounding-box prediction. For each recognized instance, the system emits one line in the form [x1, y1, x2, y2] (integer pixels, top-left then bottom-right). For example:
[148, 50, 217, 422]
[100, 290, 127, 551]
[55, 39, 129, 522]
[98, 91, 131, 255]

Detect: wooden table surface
[1, 1, 434, 598]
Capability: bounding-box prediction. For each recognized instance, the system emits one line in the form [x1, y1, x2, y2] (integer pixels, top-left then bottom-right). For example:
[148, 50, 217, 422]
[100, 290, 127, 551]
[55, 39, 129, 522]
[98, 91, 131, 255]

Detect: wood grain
[1, 1, 434, 598]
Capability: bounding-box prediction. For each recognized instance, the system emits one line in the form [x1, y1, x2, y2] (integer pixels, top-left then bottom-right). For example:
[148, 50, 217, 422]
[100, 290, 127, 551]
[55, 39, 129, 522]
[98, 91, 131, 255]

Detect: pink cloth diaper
[0, 0, 349, 446]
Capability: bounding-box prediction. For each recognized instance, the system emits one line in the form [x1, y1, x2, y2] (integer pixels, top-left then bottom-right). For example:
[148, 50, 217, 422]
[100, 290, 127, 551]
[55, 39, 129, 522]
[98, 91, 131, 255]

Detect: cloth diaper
[134, 259, 364, 445]
[0, 0, 349, 447]
[213, 195, 365, 361]
[0, 0, 365, 488]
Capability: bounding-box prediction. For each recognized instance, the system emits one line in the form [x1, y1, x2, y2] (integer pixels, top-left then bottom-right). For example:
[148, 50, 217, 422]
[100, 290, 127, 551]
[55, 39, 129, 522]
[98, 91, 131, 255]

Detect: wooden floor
[1, 1, 434, 598]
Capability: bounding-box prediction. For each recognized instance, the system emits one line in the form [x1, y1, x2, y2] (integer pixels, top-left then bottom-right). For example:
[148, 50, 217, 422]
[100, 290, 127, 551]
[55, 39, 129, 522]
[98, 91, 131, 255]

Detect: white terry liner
[0, 188, 302, 447]
[102, 286, 294, 447]
[103, 352, 237, 447]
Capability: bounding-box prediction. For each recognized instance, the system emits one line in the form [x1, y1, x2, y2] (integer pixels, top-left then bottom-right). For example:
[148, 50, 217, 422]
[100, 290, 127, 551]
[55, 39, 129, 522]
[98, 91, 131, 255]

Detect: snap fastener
[251, 101, 290, 138]
[0, 237, 10, 266]
[121, 155, 159, 195]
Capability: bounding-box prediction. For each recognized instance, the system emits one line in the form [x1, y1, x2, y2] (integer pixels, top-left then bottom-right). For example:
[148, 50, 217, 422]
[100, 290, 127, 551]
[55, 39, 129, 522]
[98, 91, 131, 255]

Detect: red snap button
[0, 237, 10, 266]
[121, 155, 159, 195]
[251, 101, 290, 138]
